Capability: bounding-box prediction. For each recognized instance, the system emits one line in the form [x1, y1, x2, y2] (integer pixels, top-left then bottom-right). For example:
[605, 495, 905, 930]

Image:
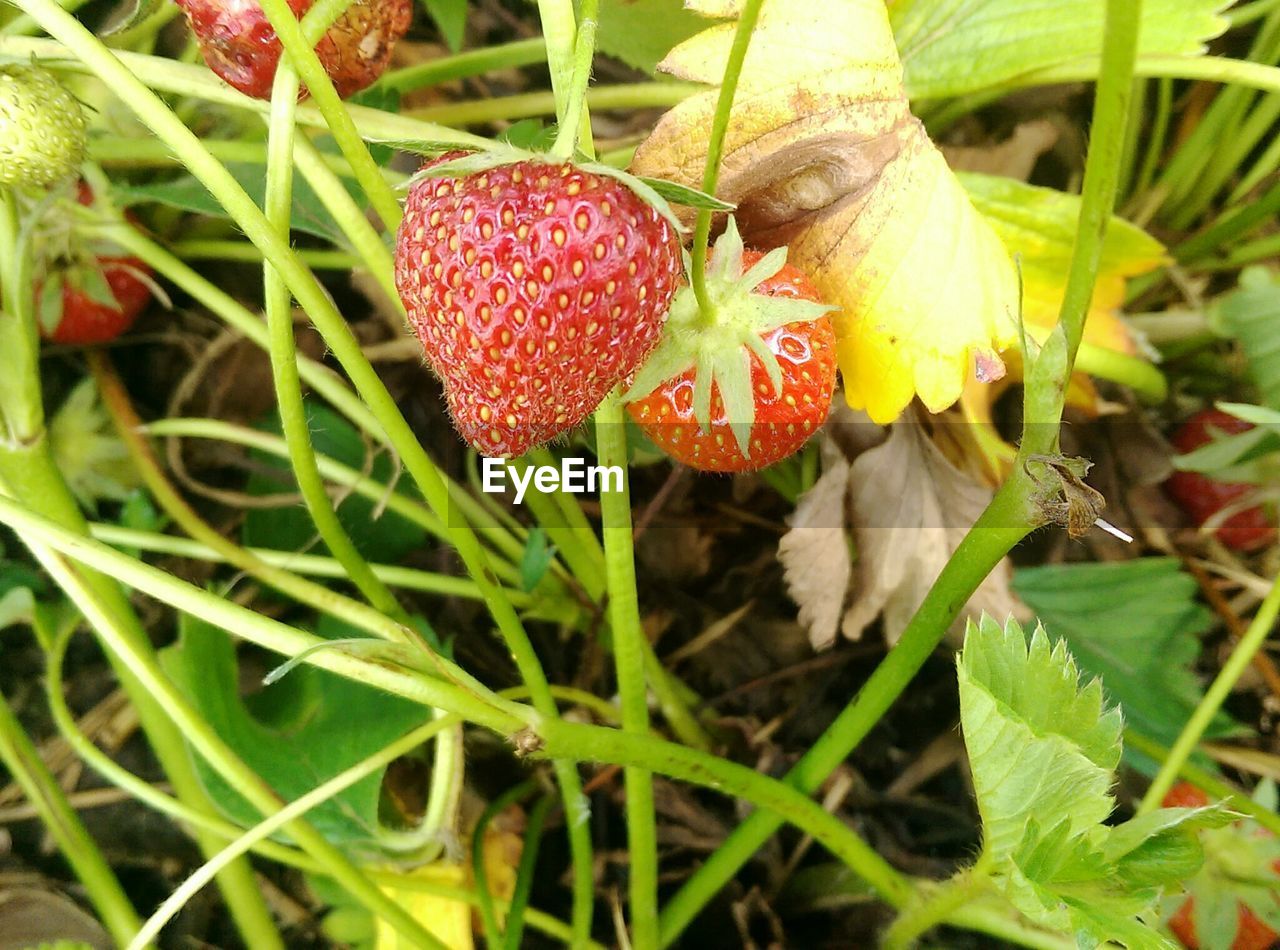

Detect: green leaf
[893, 0, 1228, 100]
[419, 0, 467, 53]
[241, 402, 427, 563]
[1012, 559, 1236, 765]
[518, 527, 556, 594]
[1216, 267, 1280, 411]
[958, 616, 1121, 864]
[160, 615, 433, 853]
[958, 616, 1211, 948]
[639, 177, 735, 212]
[595, 0, 720, 75]
[116, 163, 352, 245]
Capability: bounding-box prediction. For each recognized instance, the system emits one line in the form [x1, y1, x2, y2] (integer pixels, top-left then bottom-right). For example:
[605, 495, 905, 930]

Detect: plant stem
[261, 61, 408, 622]
[377, 38, 548, 93]
[657, 0, 1144, 937]
[595, 396, 658, 947]
[171, 240, 359, 269]
[0, 189, 43, 444]
[131, 715, 459, 950]
[408, 81, 698, 128]
[536, 718, 914, 908]
[90, 353, 435, 642]
[689, 0, 764, 320]
[256, 0, 403, 231]
[89, 522, 493, 600]
[1, 183, 281, 950]
[883, 854, 994, 949]
[656, 483, 1035, 944]
[0, 37, 492, 149]
[0, 689, 143, 945]
[1124, 731, 1280, 836]
[549, 0, 600, 160]
[1138, 572, 1280, 814]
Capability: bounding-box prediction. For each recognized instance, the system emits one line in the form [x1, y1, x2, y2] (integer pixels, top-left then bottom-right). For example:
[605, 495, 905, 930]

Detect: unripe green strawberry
[395, 154, 683, 457]
[0, 65, 87, 190]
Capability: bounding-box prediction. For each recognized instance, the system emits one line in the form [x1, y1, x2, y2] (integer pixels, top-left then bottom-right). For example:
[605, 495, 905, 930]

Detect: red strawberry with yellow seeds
[625, 221, 837, 472]
[394, 153, 683, 457]
[175, 0, 411, 100]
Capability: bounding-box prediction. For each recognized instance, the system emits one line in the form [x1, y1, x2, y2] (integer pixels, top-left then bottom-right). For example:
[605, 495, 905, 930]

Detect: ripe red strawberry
[175, 0, 412, 100]
[1165, 409, 1276, 552]
[1161, 782, 1280, 950]
[394, 155, 683, 457]
[38, 184, 153, 345]
[628, 250, 836, 471]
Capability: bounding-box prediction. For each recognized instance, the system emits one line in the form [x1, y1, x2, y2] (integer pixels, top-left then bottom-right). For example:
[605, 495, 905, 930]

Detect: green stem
[595, 395, 658, 947]
[1124, 731, 1280, 836]
[659, 2, 1144, 934]
[377, 38, 548, 93]
[0, 189, 43, 444]
[537, 718, 914, 908]
[131, 714, 459, 950]
[90, 354, 432, 644]
[0, 37, 492, 148]
[656, 483, 1035, 944]
[5, 486, 922, 920]
[549, 0, 600, 160]
[472, 780, 536, 949]
[0, 689, 143, 945]
[689, 0, 764, 321]
[89, 522, 494, 601]
[0, 187, 282, 950]
[172, 240, 358, 269]
[41, 625, 588, 948]
[408, 82, 697, 128]
[883, 854, 994, 949]
[504, 793, 554, 950]
[1055, 0, 1144, 362]
[257, 0, 402, 231]
[293, 134, 400, 302]
[1073, 339, 1167, 402]
[262, 61, 407, 621]
[1138, 572, 1280, 814]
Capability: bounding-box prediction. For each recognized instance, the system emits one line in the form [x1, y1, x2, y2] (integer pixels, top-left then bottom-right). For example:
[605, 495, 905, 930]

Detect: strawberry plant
[0, 0, 1277, 948]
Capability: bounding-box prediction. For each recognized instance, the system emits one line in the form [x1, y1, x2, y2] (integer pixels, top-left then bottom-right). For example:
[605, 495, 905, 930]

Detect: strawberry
[175, 0, 412, 100]
[37, 184, 154, 345]
[0, 64, 86, 190]
[1161, 782, 1280, 950]
[394, 154, 683, 457]
[1165, 409, 1276, 552]
[624, 220, 837, 472]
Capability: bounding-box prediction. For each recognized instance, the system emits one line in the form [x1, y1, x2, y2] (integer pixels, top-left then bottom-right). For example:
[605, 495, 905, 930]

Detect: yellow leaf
[631, 0, 1019, 424]
[374, 816, 523, 950]
[961, 172, 1168, 357]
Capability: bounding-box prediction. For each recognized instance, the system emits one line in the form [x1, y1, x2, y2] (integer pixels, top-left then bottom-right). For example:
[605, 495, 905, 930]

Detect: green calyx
[400, 145, 729, 238]
[624, 217, 833, 459]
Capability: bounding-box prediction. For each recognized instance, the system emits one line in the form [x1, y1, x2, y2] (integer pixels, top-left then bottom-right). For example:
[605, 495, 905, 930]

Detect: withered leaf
[631, 0, 1019, 424]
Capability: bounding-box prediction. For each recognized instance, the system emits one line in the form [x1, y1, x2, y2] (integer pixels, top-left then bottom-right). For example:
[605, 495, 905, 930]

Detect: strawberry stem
[689, 0, 766, 324]
[549, 0, 600, 160]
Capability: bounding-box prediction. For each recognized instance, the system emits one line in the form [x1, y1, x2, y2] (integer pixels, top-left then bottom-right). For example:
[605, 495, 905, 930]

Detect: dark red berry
[1165, 409, 1276, 552]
